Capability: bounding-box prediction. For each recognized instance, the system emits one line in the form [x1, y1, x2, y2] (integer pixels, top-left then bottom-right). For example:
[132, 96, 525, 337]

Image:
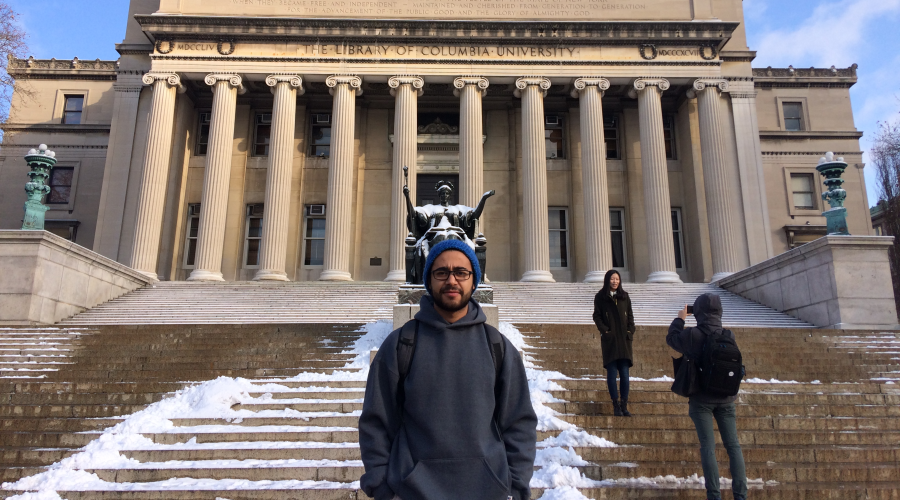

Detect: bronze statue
[402, 167, 495, 284]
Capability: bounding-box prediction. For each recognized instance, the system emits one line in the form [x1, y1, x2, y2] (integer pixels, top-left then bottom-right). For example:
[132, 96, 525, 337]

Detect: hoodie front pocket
[402, 457, 508, 500]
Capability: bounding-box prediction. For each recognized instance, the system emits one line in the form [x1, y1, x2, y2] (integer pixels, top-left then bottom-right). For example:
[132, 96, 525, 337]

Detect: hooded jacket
[359, 295, 537, 500]
[666, 293, 738, 404]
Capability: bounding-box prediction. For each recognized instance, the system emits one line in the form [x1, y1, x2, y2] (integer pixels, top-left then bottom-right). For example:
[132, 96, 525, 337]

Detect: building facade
[0, 0, 874, 284]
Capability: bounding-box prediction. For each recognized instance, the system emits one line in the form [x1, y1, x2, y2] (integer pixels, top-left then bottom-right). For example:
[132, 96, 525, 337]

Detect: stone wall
[718, 235, 898, 329]
[0, 231, 153, 325]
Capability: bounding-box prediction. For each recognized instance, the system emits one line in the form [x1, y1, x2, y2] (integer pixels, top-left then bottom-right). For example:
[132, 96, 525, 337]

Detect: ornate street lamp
[21, 144, 57, 230]
[816, 151, 850, 235]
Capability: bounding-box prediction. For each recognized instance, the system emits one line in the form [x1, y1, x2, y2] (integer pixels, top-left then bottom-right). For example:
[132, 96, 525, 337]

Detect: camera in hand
[686, 305, 694, 315]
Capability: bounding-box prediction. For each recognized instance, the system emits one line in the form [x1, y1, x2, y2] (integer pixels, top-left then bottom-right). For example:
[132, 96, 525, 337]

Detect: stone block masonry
[718, 235, 899, 330]
[0, 231, 154, 325]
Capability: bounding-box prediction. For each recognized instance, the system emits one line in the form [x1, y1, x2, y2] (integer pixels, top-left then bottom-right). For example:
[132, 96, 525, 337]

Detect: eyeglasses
[431, 268, 474, 281]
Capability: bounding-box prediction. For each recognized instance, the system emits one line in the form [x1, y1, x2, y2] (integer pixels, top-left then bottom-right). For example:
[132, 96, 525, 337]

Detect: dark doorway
[417, 174, 460, 206]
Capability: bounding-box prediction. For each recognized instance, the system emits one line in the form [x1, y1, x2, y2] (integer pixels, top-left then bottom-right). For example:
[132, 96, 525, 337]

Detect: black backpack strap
[484, 323, 506, 434]
[396, 320, 418, 417]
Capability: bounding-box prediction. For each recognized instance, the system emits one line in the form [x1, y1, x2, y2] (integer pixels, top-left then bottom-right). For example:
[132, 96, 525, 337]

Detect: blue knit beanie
[423, 239, 481, 295]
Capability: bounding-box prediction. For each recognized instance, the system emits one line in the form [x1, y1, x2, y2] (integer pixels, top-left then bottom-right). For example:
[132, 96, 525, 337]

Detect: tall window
[604, 116, 620, 160]
[47, 167, 74, 204]
[663, 114, 677, 160]
[309, 114, 332, 157]
[253, 113, 272, 156]
[549, 208, 568, 268]
[610, 208, 627, 269]
[244, 204, 264, 267]
[62, 96, 84, 124]
[183, 204, 201, 268]
[545, 115, 565, 159]
[195, 112, 211, 155]
[304, 205, 326, 266]
[790, 173, 816, 209]
[783, 102, 804, 131]
[672, 209, 685, 270]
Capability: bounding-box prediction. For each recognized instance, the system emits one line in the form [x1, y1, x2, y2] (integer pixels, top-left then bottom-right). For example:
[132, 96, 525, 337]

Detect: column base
[710, 271, 735, 283]
[134, 270, 160, 282]
[319, 270, 353, 281]
[520, 270, 556, 283]
[253, 270, 290, 281]
[187, 269, 225, 282]
[646, 271, 683, 284]
[384, 269, 407, 282]
[583, 271, 608, 283]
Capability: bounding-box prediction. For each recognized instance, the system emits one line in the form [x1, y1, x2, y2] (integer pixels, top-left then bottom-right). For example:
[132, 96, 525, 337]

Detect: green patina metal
[816, 151, 850, 236]
[21, 144, 57, 230]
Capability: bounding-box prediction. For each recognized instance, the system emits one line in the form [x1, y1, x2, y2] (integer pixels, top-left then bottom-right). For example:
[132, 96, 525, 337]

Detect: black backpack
[396, 319, 505, 426]
[697, 328, 745, 397]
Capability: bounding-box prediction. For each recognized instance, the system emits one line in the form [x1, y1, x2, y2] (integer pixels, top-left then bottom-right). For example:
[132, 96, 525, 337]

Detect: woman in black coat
[592, 269, 636, 416]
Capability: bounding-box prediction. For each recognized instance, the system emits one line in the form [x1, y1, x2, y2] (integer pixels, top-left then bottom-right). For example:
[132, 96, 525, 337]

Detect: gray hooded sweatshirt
[666, 293, 739, 404]
[359, 295, 537, 500]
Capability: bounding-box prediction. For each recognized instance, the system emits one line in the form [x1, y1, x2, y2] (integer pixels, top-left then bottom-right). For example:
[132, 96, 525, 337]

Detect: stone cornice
[0, 123, 112, 133]
[135, 15, 738, 46]
[759, 131, 864, 140]
[6, 56, 118, 81]
[752, 64, 858, 88]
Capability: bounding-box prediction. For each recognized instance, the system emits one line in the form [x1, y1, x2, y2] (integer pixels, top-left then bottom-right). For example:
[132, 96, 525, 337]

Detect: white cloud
[753, 0, 900, 67]
[742, 0, 769, 23]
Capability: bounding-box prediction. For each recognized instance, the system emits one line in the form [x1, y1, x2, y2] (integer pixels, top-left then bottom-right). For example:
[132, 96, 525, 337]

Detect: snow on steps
[60, 281, 810, 328]
[3, 326, 899, 499]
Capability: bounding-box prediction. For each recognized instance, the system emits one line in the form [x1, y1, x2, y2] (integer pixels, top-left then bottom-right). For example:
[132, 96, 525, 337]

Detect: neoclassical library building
[0, 0, 872, 284]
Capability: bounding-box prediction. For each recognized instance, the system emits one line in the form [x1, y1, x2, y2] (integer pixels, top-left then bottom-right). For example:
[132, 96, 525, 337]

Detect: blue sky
[8, 0, 900, 207]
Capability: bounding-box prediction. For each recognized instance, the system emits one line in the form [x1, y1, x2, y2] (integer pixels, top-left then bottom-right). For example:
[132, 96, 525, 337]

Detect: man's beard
[433, 283, 473, 313]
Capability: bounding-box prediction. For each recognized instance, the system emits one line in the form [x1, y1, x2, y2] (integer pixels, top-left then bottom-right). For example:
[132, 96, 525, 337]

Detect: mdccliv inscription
[159, 0, 693, 21]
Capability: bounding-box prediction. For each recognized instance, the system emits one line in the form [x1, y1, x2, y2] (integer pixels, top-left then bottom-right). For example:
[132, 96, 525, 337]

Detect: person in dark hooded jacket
[667, 293, 747, 500]
[359, 239, 537, 500]
[592, 269, 636, 416]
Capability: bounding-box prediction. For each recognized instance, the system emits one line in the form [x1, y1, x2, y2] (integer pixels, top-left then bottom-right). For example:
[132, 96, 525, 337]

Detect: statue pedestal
[824, 207, 850, 236]
[393, 284, 499, 329]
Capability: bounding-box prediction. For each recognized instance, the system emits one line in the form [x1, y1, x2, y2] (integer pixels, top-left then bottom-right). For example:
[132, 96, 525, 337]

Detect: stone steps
[3, 322, 900, 498]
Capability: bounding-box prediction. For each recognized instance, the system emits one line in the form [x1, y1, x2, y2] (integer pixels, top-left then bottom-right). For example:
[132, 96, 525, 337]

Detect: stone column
[254, 75, 304, 281]
[572, 78, 614, 283]
[385, 76, 424, 283]
[691, 79, 741, 281]
[129, 73, 183, 280]
[319, 75, 362, 281]
[630, 78, 682, 283]
[188, 74, 244, 282]
[728, 80, 774, 262]
[515, 77, 555, 283]
[454, 76, 489, 208]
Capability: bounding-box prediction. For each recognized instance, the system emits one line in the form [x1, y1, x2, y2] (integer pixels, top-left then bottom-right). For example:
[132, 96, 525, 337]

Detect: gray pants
[688, 400, 748, 499]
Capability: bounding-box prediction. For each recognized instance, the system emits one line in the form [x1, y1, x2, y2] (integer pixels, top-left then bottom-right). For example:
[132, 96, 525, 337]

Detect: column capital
[514, 76, 551, 98]
[389, 75, 424, 97]
[693, 78, 729, 93]
[571, 77, 610, 98]
[142, 72, 185, 93]
[453, 76, 489, 97]
[204, 73, 246, 94]
[326, 75, 363, 96]
[266, 74, 305, 95]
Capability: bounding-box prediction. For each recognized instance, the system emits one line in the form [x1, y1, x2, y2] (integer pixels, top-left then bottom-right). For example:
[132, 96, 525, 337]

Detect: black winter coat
[592, 291, 636, 368]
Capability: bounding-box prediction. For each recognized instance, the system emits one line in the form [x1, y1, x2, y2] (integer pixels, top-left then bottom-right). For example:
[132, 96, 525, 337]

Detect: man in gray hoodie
[359, 239, 537, 500]
[667, 293, 747, 500]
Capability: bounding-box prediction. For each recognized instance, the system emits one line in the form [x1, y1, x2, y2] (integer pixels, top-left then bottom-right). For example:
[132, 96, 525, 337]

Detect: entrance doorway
[416, 174, 459, 206]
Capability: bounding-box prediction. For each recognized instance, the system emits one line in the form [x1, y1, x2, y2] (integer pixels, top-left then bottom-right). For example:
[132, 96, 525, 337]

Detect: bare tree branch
[870, 118, 900, 320]
[0, 1, 29, 134]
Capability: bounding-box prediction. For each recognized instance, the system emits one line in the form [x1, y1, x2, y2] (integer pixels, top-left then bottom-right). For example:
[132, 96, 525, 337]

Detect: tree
[0, 2, 28, 128]
[870, 118, 900, 320]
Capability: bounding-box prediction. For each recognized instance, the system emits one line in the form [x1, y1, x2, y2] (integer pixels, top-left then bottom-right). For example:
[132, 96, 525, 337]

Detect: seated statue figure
[403, 180, 495, 284]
